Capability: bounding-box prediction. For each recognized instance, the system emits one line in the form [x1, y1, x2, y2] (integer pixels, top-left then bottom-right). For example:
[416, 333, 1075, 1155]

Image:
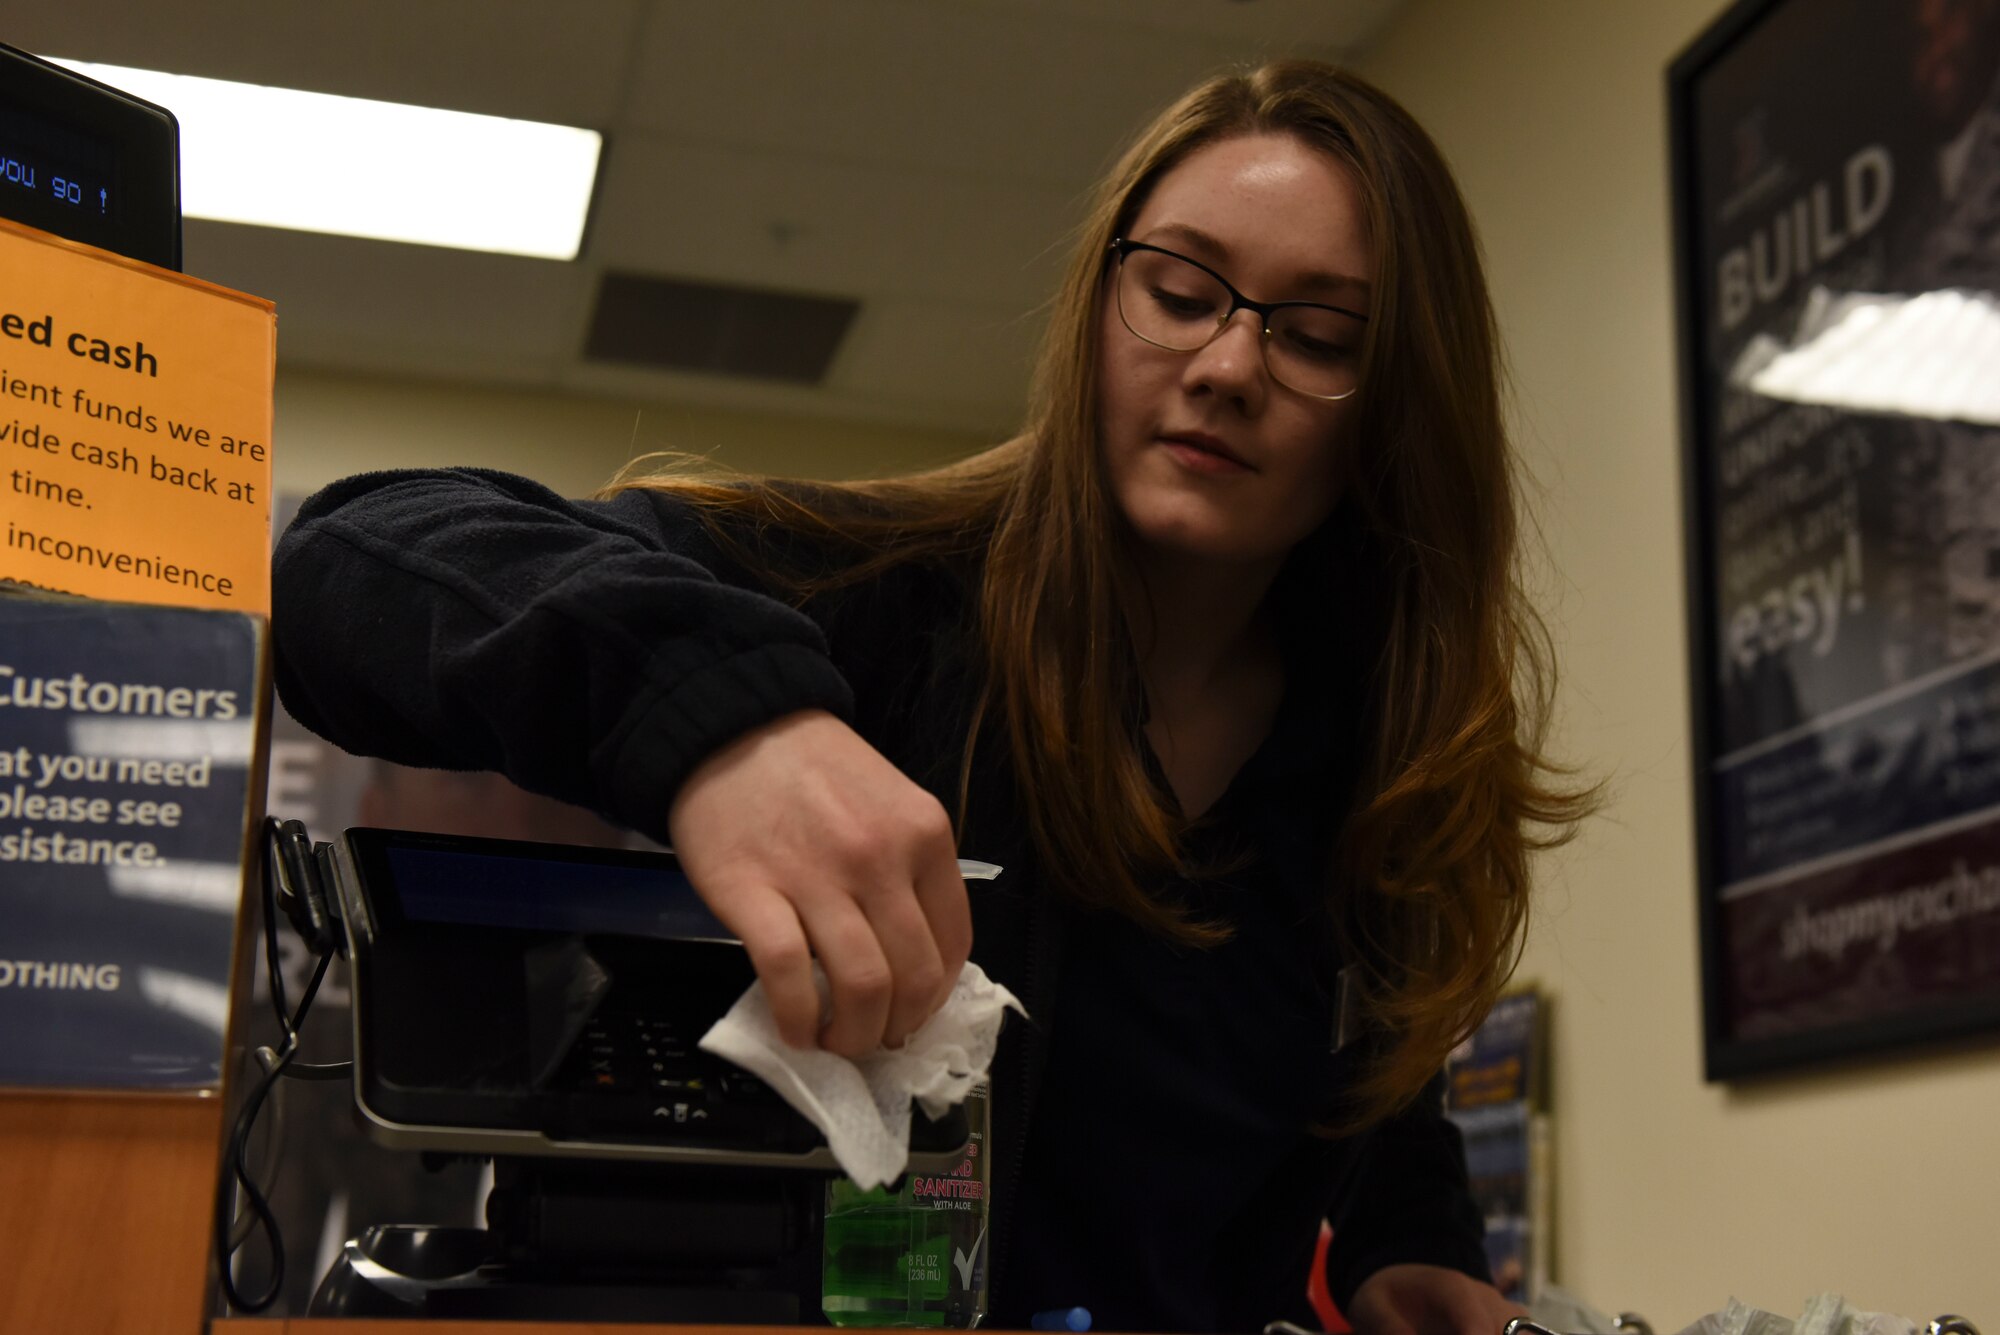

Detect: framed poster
[1669, 0, 2000, 1079]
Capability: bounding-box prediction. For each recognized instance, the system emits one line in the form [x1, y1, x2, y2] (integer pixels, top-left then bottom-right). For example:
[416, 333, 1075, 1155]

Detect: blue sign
[0, 591, 260, 1088]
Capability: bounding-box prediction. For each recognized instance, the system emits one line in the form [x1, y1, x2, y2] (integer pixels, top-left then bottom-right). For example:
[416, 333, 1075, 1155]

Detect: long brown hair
[610, 60, 1594, 1127]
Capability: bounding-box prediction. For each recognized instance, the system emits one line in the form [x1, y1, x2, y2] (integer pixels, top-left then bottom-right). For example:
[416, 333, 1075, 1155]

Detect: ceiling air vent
[584, 270, 860, 384]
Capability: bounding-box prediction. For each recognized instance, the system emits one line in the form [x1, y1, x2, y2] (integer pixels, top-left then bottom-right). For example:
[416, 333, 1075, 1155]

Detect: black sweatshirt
[271, 467, 1490, 1332]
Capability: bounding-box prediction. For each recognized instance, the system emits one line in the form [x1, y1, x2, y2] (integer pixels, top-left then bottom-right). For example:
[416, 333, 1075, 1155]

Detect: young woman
[273, 60, 1589, 1334]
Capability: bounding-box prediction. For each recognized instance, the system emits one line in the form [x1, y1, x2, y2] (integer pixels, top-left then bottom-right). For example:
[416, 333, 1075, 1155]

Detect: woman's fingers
[810, 786, 958, 1052]
[852, 876, 949, 1047]
[701, 880, 821, 1049]
[795, 894, 899, 1056]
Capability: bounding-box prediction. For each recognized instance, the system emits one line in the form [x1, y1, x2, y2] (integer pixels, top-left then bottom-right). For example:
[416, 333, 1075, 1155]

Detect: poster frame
[1669, 0, 2000, 1081]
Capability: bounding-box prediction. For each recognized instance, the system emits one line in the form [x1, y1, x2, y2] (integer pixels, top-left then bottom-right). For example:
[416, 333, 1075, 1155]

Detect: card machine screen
[384, 844, 734, 944]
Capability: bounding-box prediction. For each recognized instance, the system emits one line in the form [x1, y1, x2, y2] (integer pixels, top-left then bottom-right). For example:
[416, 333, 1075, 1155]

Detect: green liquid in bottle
[822, 1082, 989, 1328]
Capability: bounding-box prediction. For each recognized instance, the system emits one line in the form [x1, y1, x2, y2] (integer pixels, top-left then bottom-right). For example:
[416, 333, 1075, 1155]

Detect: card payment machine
[263, 820, 970, 1320]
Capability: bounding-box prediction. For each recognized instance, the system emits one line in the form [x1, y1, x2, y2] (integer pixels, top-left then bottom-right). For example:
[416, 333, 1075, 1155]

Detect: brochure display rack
[0, 212, 275, 1333]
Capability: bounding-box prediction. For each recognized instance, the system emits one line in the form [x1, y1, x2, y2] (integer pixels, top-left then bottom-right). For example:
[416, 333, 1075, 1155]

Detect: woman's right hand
[666, 708, 974, 1058]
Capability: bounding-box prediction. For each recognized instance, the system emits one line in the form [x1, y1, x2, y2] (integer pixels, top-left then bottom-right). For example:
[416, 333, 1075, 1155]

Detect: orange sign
[0, 217, 274, 614]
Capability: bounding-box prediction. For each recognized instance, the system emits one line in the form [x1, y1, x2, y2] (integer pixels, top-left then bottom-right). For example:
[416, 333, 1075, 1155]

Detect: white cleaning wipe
[700, 960, 1025, 1188]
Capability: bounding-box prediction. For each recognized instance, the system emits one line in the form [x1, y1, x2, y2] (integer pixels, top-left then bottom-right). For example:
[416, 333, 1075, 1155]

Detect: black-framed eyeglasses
[1107, 238, 1368, 401]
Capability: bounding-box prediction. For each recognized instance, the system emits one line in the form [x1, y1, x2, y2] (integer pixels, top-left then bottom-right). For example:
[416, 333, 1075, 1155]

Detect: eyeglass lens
[1116, 248, 1363, 399]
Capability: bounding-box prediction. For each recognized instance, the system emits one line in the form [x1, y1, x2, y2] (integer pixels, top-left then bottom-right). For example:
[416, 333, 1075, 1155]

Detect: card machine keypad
[545, 1002, 814, 1153]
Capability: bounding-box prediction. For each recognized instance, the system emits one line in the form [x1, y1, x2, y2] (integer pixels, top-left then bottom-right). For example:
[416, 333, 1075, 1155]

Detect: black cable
[261, 839, 295, 1043]
[224, 1053, 350, 1252]
[217, 1041, 290, 1305]
[219, 836, 301, 1295]
[219, 834, 342, 1314]
[217, 826, 359, 1306]
[225, 864, 307, 1257]
[217, 948, 332, 1313]
[228, 1049, 288, 1253]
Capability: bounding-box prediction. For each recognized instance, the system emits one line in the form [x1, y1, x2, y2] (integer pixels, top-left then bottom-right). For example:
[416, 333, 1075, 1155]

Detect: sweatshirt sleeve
[1321, 1071, 1493, 1310]
[270, 466, 858, 842]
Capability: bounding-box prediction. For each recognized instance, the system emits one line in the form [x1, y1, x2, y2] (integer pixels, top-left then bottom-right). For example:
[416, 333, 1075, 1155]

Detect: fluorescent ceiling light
[1731, 285, 2000, 427]
[50, 58, 601, 260]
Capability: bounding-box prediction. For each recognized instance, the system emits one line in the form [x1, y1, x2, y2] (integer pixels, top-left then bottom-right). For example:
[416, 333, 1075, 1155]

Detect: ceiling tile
[624, 0, 1347, 186]
[184, 220, 587, 367]
[587, 135, 1081, 308]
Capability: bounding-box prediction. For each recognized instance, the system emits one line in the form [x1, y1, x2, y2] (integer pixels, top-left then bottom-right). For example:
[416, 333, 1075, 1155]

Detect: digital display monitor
[0, 43, 179, 269]
[383, 843, 735, 944]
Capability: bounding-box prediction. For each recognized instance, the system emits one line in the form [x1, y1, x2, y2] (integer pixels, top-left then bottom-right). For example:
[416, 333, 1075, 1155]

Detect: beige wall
[1363, 0, 1999, 1323]
[271, 367, 993, 503]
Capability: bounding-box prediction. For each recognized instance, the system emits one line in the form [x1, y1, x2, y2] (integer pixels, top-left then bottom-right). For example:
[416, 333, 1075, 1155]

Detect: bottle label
[823, 1083, 990, 1327]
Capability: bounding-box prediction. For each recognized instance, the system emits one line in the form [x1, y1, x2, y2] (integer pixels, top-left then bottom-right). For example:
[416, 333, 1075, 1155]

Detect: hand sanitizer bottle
[821, 1081, 990, 1328]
